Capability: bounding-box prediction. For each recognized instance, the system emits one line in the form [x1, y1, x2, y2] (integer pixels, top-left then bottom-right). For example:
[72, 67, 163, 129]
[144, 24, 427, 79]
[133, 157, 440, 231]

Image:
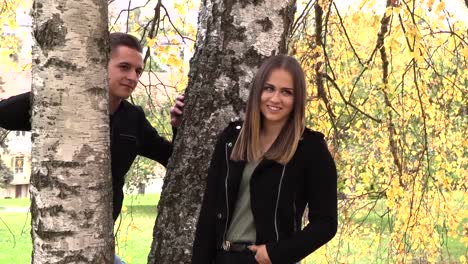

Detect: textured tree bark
[30, 1, 112, 263]
[148, 0, 296, 263]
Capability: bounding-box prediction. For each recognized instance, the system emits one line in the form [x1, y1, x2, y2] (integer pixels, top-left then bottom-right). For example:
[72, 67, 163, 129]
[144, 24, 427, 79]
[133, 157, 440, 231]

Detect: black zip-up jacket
[0, 92, 173, 221]
[192, 121, 338, 264]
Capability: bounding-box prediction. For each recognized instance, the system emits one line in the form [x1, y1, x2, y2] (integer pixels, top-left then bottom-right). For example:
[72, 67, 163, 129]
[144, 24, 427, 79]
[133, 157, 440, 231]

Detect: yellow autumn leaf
[7, 18, 18, 30]
[385, 7, 393, 17]
[146, 37, 156, 48]
[435, 1, 445, 13]
[174, 3, 186, 15]
[167, 54, 182, 67]
[132, 23, 141, 32]
[459, 255, 466, 264]
[462, 47, 468, 58]
[156, 45, 166, 53]
[427, 0, 435, 10]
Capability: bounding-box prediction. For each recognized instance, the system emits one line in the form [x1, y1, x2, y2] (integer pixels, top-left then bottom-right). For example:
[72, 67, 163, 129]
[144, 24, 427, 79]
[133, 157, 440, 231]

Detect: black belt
[221, 241, 254, 252]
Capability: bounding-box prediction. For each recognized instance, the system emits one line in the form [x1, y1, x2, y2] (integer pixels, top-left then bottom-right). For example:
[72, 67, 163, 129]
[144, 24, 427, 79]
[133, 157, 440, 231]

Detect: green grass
[115, 194, 160, 264]
[123, 194, 160, 206]
[0, 197, 29, 208]
[0, 210, 32, 264]
[0, 194, 160, 264]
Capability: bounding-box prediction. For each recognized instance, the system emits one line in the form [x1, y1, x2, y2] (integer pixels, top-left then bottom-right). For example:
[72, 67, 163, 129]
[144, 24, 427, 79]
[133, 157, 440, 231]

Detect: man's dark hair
[110, 32, 143, 53]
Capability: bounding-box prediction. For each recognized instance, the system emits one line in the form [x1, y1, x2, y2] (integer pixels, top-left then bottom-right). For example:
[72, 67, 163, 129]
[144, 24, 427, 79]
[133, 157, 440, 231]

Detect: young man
[0, 32, 185, 222]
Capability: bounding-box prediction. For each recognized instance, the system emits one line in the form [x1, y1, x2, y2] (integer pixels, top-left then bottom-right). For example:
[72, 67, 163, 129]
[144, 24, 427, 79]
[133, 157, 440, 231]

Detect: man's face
[108, 46, 144, 100]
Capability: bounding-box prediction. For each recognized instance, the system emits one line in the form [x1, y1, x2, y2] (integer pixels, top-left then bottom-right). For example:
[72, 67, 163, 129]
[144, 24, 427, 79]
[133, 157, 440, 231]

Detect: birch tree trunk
[148, 0, 296, 262]
[30, 1, 112, 263]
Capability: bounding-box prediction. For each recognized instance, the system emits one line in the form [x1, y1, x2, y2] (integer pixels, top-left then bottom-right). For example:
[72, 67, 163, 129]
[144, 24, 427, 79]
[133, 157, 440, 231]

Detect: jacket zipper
[293, 192, 297, 233]
[274, 164, 287, 242]
[222, 142, 231, 247]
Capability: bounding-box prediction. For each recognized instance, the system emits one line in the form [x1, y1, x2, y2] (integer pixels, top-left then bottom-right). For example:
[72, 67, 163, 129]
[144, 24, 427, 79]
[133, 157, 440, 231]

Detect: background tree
[0, 159, 13, 188]
[0, 128, 13, 188]
[30, 0, 113, 263]
[291, 0, 467, 262]
[0, 0, 25, 73]
[0, 129, 13, 187]
[147, 0, 297, 262]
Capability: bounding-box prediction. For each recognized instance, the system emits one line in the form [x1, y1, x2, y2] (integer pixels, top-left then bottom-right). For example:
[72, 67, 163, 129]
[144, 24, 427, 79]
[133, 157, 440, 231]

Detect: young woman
[192, 55, 337, 264]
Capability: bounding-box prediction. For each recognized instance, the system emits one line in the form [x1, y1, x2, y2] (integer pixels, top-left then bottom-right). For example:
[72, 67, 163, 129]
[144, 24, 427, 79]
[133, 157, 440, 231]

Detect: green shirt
[226, 160, 260, 242]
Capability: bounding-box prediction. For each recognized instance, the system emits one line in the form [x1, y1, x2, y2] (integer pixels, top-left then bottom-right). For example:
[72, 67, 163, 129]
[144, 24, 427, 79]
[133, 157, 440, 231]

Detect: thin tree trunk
[30, 1, 112, 263]
[148, 0, 296, 263]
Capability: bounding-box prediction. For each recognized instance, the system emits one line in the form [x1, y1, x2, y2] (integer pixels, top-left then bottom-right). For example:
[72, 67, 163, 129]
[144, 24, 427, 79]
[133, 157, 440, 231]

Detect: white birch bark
[30, 1, 112, 263]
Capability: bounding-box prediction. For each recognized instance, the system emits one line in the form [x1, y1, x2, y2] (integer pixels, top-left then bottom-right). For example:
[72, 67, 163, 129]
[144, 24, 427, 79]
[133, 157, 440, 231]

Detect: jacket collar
[226, 122, 281, 175]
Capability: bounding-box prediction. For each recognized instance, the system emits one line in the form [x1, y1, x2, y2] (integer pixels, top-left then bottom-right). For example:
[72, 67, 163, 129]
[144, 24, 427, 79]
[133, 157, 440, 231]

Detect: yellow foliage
[385, 7, 393, 17]
[426, 0, 435, 10]
[460, 255, 467, 264]
[7, 17, 17, 30]
[174, 3, 187, 16]
[435, 1, 446, 13]
[167, 54, 182, 68]
[462, 47, 468, 58]
[295, 0, 467, 262]
[132, 23, 140, 32]
[146, 37, 156, 48]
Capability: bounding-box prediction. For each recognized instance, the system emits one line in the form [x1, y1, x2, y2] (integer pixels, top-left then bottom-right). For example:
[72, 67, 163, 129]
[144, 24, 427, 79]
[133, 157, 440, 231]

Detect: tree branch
[321, 73, 382, 123]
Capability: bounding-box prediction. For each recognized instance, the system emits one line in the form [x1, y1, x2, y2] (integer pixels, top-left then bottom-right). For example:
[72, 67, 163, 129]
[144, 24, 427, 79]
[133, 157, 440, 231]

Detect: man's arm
[0, 92, 32, 131]
[138, 111, 173, 166]
[138, 94, 184, 165]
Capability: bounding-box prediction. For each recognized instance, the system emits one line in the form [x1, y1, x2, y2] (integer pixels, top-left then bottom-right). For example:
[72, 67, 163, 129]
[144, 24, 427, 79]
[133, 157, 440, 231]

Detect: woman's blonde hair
[231, 55, 306, 164]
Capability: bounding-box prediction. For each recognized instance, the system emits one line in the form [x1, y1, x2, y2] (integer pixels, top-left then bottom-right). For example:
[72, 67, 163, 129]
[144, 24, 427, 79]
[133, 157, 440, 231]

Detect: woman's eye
[282, 90, 293, 96]
[264, 86, 274, 91]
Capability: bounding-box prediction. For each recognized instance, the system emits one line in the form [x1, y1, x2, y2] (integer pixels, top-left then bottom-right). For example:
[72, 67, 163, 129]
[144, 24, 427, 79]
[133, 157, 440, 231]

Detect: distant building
[0, 131, 32, 198]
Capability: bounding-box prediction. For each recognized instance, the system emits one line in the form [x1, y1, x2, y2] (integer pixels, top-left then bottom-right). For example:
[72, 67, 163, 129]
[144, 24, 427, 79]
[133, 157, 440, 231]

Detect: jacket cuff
[266, 242, 286, 264]
[171, 126, 178, 142]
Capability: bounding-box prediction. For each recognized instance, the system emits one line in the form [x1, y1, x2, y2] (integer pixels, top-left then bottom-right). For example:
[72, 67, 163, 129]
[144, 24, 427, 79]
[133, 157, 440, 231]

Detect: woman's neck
[260, 120, 286, 154]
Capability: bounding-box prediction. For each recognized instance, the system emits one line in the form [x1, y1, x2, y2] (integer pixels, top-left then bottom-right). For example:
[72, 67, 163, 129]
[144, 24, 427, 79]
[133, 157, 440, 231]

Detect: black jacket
[0, 92, 173, 221]
[192, 122, 337, 264]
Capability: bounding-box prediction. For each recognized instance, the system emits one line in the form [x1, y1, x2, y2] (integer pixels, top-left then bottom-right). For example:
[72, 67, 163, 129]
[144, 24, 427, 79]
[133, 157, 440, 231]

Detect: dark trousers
[215, 250, 257, 264]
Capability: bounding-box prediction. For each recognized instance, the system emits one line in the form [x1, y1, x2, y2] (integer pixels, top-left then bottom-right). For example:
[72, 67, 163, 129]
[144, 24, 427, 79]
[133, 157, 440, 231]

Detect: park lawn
[0, 197, 30, 208]
[0, 194, 160, 264]
[115, 194, 160, 264]
[0, 210, 32, 264]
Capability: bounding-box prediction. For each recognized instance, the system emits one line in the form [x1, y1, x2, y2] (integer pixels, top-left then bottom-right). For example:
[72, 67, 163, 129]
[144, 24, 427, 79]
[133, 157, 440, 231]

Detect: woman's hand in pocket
[248, 244, 272, 264]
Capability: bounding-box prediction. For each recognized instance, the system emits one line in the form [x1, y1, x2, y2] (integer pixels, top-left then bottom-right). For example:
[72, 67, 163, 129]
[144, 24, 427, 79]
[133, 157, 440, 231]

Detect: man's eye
[119, 64, 129, 70]
[136, 70, 143, 76]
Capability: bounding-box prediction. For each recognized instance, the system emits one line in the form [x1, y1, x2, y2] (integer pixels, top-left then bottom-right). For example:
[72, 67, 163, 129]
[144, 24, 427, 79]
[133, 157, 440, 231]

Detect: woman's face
[260, 68, 294, 127]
